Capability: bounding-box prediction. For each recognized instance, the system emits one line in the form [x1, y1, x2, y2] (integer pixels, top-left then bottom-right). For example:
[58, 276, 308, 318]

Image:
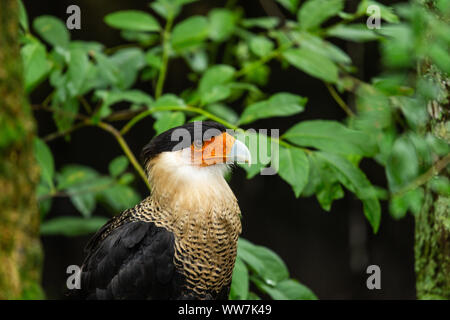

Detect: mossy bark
[414, 1, 450, 297]
[0, 0, 44, 299]
[415, 191, 450, 299]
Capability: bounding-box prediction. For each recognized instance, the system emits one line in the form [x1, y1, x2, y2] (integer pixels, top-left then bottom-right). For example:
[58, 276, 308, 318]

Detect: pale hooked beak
[194, 132, 251, 166]
[228, 138, 251, 164]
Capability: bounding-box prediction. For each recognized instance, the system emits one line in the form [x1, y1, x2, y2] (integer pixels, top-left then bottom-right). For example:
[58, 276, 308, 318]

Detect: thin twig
[78, 96, 92, 114]
[38, 180, 115, 201]
[393, 154, 450, 197]
[93, 121, 151, 192]
[120, 105, 238, 136]
[32, 104, 89, 121]
[325, 83, 355, 117]
[43, 122, 87, 142]
[105, 108, 147, 122]
[104, 42, 140, 55]
[42, 91, 55, 107]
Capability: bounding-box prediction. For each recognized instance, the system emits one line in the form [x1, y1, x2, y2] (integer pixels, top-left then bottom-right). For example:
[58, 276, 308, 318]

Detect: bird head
[141, 121, 251, 205]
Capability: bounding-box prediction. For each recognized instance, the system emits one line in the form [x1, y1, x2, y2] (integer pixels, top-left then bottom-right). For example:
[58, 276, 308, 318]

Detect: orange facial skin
[190, 132, 236, 166]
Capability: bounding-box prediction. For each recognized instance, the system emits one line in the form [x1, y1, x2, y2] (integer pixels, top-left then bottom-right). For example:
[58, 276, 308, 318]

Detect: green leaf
[93, 48, 146, 92]
[201, 86, 231, 106]
[372, 75, 414, 96]
[109, 156, 129, 177]
[104, 10, 160, 32]
[229, 257, 249, 300]
[237, 238, 289, 284]
[53, 98, 79, 133]
[56, 166, 117, 218]
[428, 43, 450, 73]
[252, 277, 318, 300]
[408, 133, 432, 168]
[426, 134, 450, 157]
[243, 63, 270, 86]
[239, 93, 307, 125]
[154, 111, 186, 135]
[283, 120, 378, 156]
[95, 89, 153, 119]
[242, 17, 279, 29]
[21, 41, 50, 93]
[56, 165, 100, 190]
[283, 48, 338, 83]
[150, 0, 198, 20]
[69, 41, 104, 53]
[301, 154, 322, 197]
[171, 16, 209, 52]
[40, 216, 108, 237]
[93, 52, 121, 86]
[289, 32, 351, 65]
[109, 48, 146, 89]
[99, 184, 141, 213]
[390, 188, 424, 219]
[205, 104, 239, 125]
[33, 138, 55, 189]
[199, 65, 235, 91]
[249, 36, 274, 58]
[276, 0, 299, 13]
[37, 181, 52, 219]
[33, 16, 70, 47]
[184, 49, 208, 73]
[298, 0, 344, 30]
[236, 131, 273, 179]
[198, 65, 235, 105]
[153, 94, 186, 109]
[302, 153, 344, 211]
[326, 24, 379, 42]
[354, 83, 392, 132]
[66, 48, 90, 97]
[118, 172, 135, 185]
[277, 146, 309, 197]
[247, 292, 261, 300]
[386, 136, 419, 192]
[208, 9, 236, 42]
[430, 176, 450, 196]
[151, 94, 186, 119]
[18, 0, 29, 32]
[71, 193, 96, 218]
[120, 30, 158, 45]
[317, 182, 344, 211]
[436, 0, 450, 14]
[380, 24, 414, 68]
[316, 152, 381, 233]
[146, 49, 163, 69]
[357, 0, 399, 23]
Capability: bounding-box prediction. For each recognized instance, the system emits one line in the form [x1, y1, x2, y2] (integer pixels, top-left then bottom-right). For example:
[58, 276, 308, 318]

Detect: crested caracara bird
[76, 121, 251, 300]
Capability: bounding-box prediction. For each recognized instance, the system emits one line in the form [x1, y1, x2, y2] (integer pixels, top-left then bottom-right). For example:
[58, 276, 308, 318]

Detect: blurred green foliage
[18, 0, 450, 300]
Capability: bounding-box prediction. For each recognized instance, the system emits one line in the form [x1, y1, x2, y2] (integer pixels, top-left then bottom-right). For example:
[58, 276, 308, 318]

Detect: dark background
[24, 0, 415, 299]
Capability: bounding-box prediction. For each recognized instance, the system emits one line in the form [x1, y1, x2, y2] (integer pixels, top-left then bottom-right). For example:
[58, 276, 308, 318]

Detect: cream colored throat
[147, 152, 238, 215]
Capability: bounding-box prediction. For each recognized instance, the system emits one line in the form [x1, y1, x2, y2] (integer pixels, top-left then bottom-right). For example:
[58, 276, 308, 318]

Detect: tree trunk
[414, 93, 450, 299]
[415, 189, 450, 299]
[414, 1, 450, 299]
[0, 0, 44, 299]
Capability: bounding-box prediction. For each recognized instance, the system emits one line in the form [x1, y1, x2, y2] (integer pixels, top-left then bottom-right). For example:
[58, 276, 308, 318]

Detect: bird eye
[193, 140, 203, 149]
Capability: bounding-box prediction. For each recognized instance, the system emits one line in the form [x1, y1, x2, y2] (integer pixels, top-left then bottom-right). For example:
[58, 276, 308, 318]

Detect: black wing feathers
[79, 221, 179, 299]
